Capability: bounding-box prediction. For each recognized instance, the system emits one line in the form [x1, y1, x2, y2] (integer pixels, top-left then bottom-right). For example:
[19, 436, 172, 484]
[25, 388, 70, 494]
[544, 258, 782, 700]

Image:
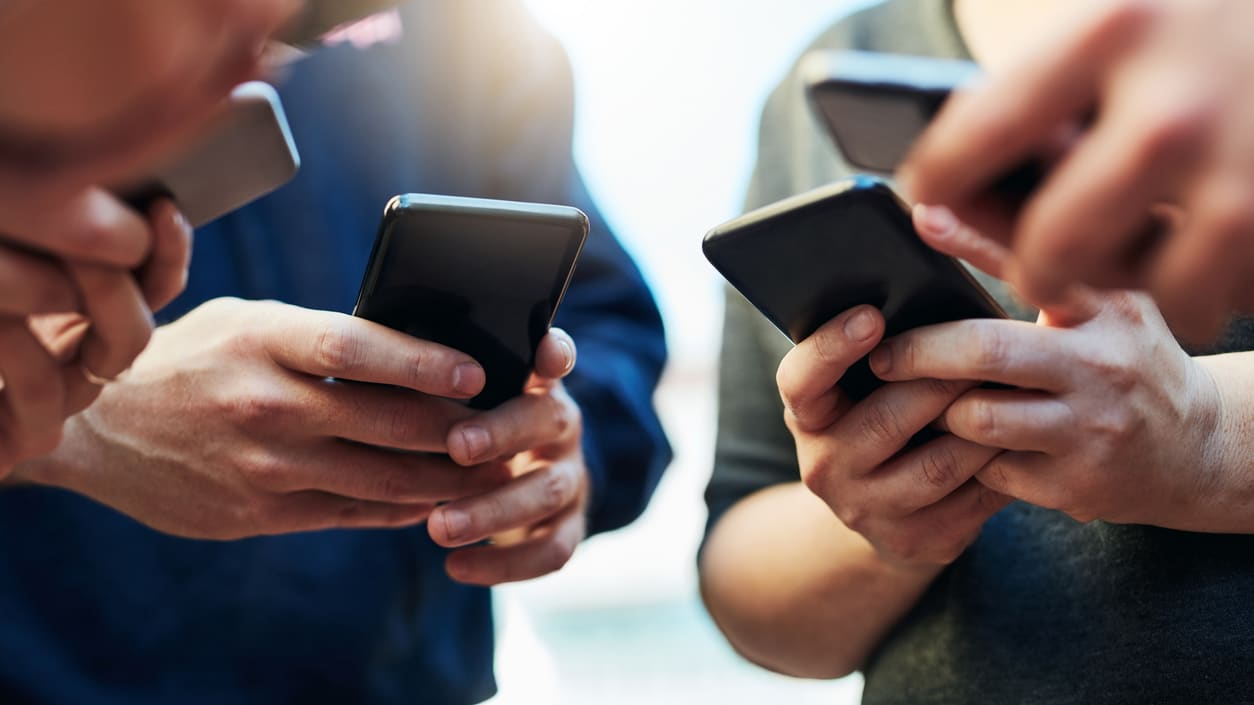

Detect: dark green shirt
[706, 1, 1254, 703]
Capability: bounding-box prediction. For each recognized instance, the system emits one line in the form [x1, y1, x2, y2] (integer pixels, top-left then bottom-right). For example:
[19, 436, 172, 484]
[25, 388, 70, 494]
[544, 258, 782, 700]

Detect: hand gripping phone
[703, 176, 1006, 401]
[353, 194, 588, 409]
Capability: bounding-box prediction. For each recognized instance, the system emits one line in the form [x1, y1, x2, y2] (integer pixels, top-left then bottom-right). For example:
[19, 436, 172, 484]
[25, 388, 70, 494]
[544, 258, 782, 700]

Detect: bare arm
[701, 482, 937, 679]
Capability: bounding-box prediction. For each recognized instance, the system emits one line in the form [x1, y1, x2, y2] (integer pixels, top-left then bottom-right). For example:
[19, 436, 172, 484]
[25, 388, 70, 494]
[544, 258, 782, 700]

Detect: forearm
[1190, 351, 1254, 532]
[700, 482, 938, 679]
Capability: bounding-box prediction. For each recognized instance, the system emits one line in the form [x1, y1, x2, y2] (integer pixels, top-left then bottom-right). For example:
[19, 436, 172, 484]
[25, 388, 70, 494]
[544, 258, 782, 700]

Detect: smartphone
[353, 194, 588, 410]
[116, 82, 300, 227]
[703, 176, 1006, 401]
[802, 50, 1043, 198]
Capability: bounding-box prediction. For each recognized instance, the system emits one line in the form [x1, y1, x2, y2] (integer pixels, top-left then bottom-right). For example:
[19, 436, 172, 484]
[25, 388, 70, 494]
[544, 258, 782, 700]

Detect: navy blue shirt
[0, 3, 671, 703]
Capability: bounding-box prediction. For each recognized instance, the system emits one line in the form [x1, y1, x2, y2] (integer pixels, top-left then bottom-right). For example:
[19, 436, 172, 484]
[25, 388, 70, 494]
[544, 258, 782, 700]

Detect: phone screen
[354, 195, 587, 409]
[704, 177, 1005, 401]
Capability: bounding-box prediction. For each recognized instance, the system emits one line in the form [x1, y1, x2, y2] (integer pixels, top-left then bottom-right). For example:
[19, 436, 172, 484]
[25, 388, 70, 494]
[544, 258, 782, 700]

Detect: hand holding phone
[704, 176, 1006, 401]
[354, 194, 587, 409]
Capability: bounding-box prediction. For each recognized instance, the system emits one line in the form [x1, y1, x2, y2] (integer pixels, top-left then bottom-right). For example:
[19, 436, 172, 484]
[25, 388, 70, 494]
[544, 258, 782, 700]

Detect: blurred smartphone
[703, 176, 1006, 401]
[353, 194, 588, 410]
[115, 82, 299, 227]
[803, 50, 1043, 198]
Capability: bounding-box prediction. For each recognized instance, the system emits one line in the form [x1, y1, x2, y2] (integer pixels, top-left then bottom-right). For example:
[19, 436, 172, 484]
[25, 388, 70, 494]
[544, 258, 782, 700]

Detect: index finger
[262, 308, 487, 399]
[870, 318, 1072, 391]
[0, 187, 151, 267]
[899, 2, 1152, 209]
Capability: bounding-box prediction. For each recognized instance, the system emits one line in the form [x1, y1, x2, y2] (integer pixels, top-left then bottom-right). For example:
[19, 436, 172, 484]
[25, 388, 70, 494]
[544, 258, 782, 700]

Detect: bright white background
[488, 2, 874, 703]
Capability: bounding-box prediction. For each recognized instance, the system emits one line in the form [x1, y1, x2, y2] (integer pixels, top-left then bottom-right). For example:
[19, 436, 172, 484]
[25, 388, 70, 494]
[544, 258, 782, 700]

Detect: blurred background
[487, 2, 873, 703]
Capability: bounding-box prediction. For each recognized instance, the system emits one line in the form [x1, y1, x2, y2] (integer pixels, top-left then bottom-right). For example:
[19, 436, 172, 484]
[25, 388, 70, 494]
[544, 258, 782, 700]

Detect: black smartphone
[115, 82, 300, 227]
[353, 194, 588, 410]
[802, 50, 1044, 198]
[703, 176, 1006, 401]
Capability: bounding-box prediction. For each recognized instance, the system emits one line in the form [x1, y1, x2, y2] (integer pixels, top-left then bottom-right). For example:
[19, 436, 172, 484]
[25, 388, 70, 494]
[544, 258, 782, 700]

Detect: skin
[904, 0, 1254, 341]
[0, 198, 191, 479]
[0, 0, 301, 475]
[13, 298, 591, 585]
[702, 206, 1254, 679]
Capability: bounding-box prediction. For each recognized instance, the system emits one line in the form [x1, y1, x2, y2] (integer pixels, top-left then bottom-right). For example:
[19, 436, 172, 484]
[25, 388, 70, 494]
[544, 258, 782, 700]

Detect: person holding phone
[0, 2, 670, 703]
[0, 0, 303, 478]
[900, 0, 1254, 343]
[699, 1, 1254, 702]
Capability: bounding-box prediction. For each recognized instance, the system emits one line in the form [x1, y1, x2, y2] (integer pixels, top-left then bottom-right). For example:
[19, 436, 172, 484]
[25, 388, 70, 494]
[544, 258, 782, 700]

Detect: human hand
[901, 0, 1254, 341]
[12, 298, 517, 539]
[871, 285, 1222, 527]
[775, 307, 1010, 569]
[428, 330, 590, 585]
[0, 0, 300, 185]
[0, 197, 191, 478]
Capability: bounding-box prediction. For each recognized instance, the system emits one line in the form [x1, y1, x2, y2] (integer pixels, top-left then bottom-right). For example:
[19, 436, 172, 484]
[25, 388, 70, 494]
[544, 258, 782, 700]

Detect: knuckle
[859, 400, 908, 447]
[539, 468, 575, 516]
[1137, 107, 1208, 161]
[313, 323, 366, 376]
[919, 445, 962, 490]
[377, 404, 416, 448]
[224, 389, 290, 428]
[969, 398, 1001, 443]
[541, 535, 578, 575]
[1086, 352, 1139, 395]
[972, 325, 1011, 376]
[239, 449, 288, 489]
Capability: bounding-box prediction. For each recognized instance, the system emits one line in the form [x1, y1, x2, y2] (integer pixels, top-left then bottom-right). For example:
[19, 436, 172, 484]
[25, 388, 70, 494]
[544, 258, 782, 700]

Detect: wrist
[1169, 355, 1250, 532]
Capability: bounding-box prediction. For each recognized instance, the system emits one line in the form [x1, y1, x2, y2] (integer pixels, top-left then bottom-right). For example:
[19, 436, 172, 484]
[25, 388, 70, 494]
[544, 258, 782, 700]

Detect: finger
[279, 492, 434, 534]
[532, 328, 576, 381]
[428, 460, 582, 548]
[899, 2, 1152, 207]
[943, 389, 1076, 454]
[262, 308, 486, 398]
[70, 263, 153, 379]
[250, 442, 512, 504]
[446, 387, 579, 466]
[0, 245, 77, 315]
[303, 378, 476, 453]
[138, 199, 193, 311]
[0, 320, 67, 460]
[869, 318, 1072, 391]
[777, 306, 884, 433]
[825, 378, 975, 477]
[1152, 179, 1254, 344]
[976, 451, 1061, 511]
[913, 204, 1011, 279]
[866, 434, 1002, 515]
[444, 508, 585, 586]
[1010, 110, 1199, 307]
[0, 187, 150, 267]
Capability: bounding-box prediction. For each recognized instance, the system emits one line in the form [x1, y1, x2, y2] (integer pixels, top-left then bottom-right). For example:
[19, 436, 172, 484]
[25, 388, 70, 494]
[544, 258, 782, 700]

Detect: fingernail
[844, 309, 876, 342]
[869, 345, 892, 376]
[453, 363, 485, 396]
[558, 338, 576, 373]
[459, 425, 490, 463]
[441, 510, 469, 543]
[918, 205, 957, 236]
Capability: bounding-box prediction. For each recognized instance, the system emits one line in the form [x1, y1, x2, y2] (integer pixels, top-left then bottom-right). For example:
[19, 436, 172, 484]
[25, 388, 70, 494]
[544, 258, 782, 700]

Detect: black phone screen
[354, 195, 587, 409]
[703, 177, 1005, 401]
